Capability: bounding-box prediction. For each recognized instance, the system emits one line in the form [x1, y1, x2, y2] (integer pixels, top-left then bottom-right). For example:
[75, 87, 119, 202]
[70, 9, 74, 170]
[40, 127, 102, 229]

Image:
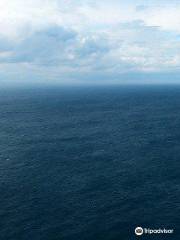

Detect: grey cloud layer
[0, 0, 180, 83]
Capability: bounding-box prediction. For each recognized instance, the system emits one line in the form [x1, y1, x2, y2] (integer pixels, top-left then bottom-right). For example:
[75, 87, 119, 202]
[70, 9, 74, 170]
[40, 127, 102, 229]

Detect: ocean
[0, 85, 180, 240]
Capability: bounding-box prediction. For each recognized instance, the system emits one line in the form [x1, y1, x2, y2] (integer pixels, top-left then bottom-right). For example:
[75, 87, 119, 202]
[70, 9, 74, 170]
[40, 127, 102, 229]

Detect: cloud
[0, 0, 180, 84]
[6, 26, 77, 65]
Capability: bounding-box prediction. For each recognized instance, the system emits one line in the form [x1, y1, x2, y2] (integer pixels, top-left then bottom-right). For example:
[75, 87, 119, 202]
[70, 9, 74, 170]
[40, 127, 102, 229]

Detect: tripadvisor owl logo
[135, 227, 174, 236]
[135, 227, 143, 236]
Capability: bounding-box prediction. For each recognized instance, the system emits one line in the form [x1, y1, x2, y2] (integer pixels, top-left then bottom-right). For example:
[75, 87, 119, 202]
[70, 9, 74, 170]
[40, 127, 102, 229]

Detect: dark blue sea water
[0, 85, 180, 240]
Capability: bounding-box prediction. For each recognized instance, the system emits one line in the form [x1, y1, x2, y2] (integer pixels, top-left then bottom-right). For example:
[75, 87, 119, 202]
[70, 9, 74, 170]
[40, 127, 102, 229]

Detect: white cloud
[0, 0, 180, 83]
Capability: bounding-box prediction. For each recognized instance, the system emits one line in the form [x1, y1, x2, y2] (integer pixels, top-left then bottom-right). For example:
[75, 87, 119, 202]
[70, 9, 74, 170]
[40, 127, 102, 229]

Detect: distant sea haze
[0, 85, 180, 240]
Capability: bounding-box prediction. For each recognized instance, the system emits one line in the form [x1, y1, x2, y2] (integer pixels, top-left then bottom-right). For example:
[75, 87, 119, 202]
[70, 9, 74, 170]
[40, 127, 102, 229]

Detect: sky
[0, 0, 180, 85]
